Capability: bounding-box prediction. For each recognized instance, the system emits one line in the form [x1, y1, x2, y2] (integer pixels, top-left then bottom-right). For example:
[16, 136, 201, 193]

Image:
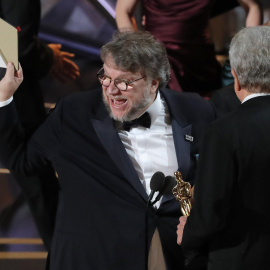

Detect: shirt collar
[146, 91, 162, 124]
[242, 93, 270, 104]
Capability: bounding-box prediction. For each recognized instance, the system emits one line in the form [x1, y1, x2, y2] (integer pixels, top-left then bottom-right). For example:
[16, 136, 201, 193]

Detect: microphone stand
[145, 199, 151, 270]
[144, 171, 165, 270]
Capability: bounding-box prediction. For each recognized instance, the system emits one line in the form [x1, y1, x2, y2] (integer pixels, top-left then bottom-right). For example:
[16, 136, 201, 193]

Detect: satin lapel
[159, 89, 193, 205]
[161, 120, 192, 205]
[172, 120, 192, 179]
[91, 115, 148, 201]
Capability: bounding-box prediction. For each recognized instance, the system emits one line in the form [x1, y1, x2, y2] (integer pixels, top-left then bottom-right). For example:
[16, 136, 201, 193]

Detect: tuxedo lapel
[160, 89, 193, 205]
[161, 120, 192, 205]
[160, 89, 193, 179]
[172, 121, 192, 179]
[91, 110, 148, 202]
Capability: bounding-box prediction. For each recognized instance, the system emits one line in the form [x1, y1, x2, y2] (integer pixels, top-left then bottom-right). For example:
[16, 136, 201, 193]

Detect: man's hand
[48, 43, 80, 83]
[177, 216, 187, 245]
[0, 62, 23, 102]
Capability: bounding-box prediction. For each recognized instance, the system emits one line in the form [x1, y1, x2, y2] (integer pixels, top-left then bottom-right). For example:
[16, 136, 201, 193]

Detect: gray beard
[103, 91, 153, 122]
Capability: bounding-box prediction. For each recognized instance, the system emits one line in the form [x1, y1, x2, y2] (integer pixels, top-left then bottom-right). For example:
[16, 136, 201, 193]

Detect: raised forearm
[115, 0, 138, 30]
[238, 0, 263, 26]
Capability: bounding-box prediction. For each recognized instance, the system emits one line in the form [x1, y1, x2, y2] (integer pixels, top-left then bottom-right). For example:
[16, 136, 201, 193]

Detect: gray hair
[229, 26, 270, 93]
[100, 30, 171, 90]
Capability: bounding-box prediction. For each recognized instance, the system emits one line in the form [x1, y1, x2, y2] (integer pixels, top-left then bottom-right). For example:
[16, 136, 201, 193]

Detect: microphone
[145, 171, 164, 270]
[147, 171, 165, 206]
[150, 175, 176, 206]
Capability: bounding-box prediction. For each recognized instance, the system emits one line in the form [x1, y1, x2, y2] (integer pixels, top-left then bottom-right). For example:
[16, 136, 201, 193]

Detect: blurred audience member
[115, 0, 222, 97]
[210, 0, 262, 86]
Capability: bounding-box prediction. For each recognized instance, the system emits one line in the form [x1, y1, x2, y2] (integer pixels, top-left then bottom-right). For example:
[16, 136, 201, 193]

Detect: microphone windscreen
[150, 171, 165, 191]
[160, 176, 177, 195]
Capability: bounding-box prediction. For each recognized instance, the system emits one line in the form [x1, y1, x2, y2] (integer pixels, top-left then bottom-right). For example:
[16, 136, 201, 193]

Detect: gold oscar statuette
[172, 171, 192, 216]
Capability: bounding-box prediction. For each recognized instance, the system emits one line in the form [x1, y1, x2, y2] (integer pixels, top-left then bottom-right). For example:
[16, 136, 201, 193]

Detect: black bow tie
[122, 112, 151, 131]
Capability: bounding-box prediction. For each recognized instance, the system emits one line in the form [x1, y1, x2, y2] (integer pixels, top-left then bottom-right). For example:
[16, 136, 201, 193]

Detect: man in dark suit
[177, 25, 270, 270]
[0, 30, 215, 270]
[0, 0, 79, 250]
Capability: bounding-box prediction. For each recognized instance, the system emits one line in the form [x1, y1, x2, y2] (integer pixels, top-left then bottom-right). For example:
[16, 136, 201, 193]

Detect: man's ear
[231, 69, 240, 93]
[150, 79, 160, 94]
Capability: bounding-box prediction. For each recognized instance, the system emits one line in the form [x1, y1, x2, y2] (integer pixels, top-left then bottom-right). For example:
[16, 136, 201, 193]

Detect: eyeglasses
[96, 67, 146, 91]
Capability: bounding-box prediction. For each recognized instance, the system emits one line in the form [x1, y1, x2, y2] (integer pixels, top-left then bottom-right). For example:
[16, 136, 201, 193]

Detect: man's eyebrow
[104, 71, 134, 81]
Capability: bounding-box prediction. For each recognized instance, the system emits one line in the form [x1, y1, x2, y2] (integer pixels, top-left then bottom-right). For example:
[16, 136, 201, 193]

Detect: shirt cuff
[0, 96, 13, 107]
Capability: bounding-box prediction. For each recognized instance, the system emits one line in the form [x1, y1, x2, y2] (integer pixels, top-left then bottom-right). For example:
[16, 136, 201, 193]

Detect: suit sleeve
[0, 0, 53, 78]
[181, 123, 237, 263]
[0, 99, 63, 174]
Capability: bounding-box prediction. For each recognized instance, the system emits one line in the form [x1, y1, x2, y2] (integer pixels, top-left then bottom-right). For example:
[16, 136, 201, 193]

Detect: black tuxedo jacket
[0, 88, 215, 270]
[182, 96, 270, 270]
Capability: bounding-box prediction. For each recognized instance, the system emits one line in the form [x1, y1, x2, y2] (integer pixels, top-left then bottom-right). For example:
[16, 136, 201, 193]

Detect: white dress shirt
[117, 92, 178, 208]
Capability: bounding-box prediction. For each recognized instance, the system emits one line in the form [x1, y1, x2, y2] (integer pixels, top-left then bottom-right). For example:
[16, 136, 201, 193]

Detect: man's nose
[106, 82, 120, 95]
